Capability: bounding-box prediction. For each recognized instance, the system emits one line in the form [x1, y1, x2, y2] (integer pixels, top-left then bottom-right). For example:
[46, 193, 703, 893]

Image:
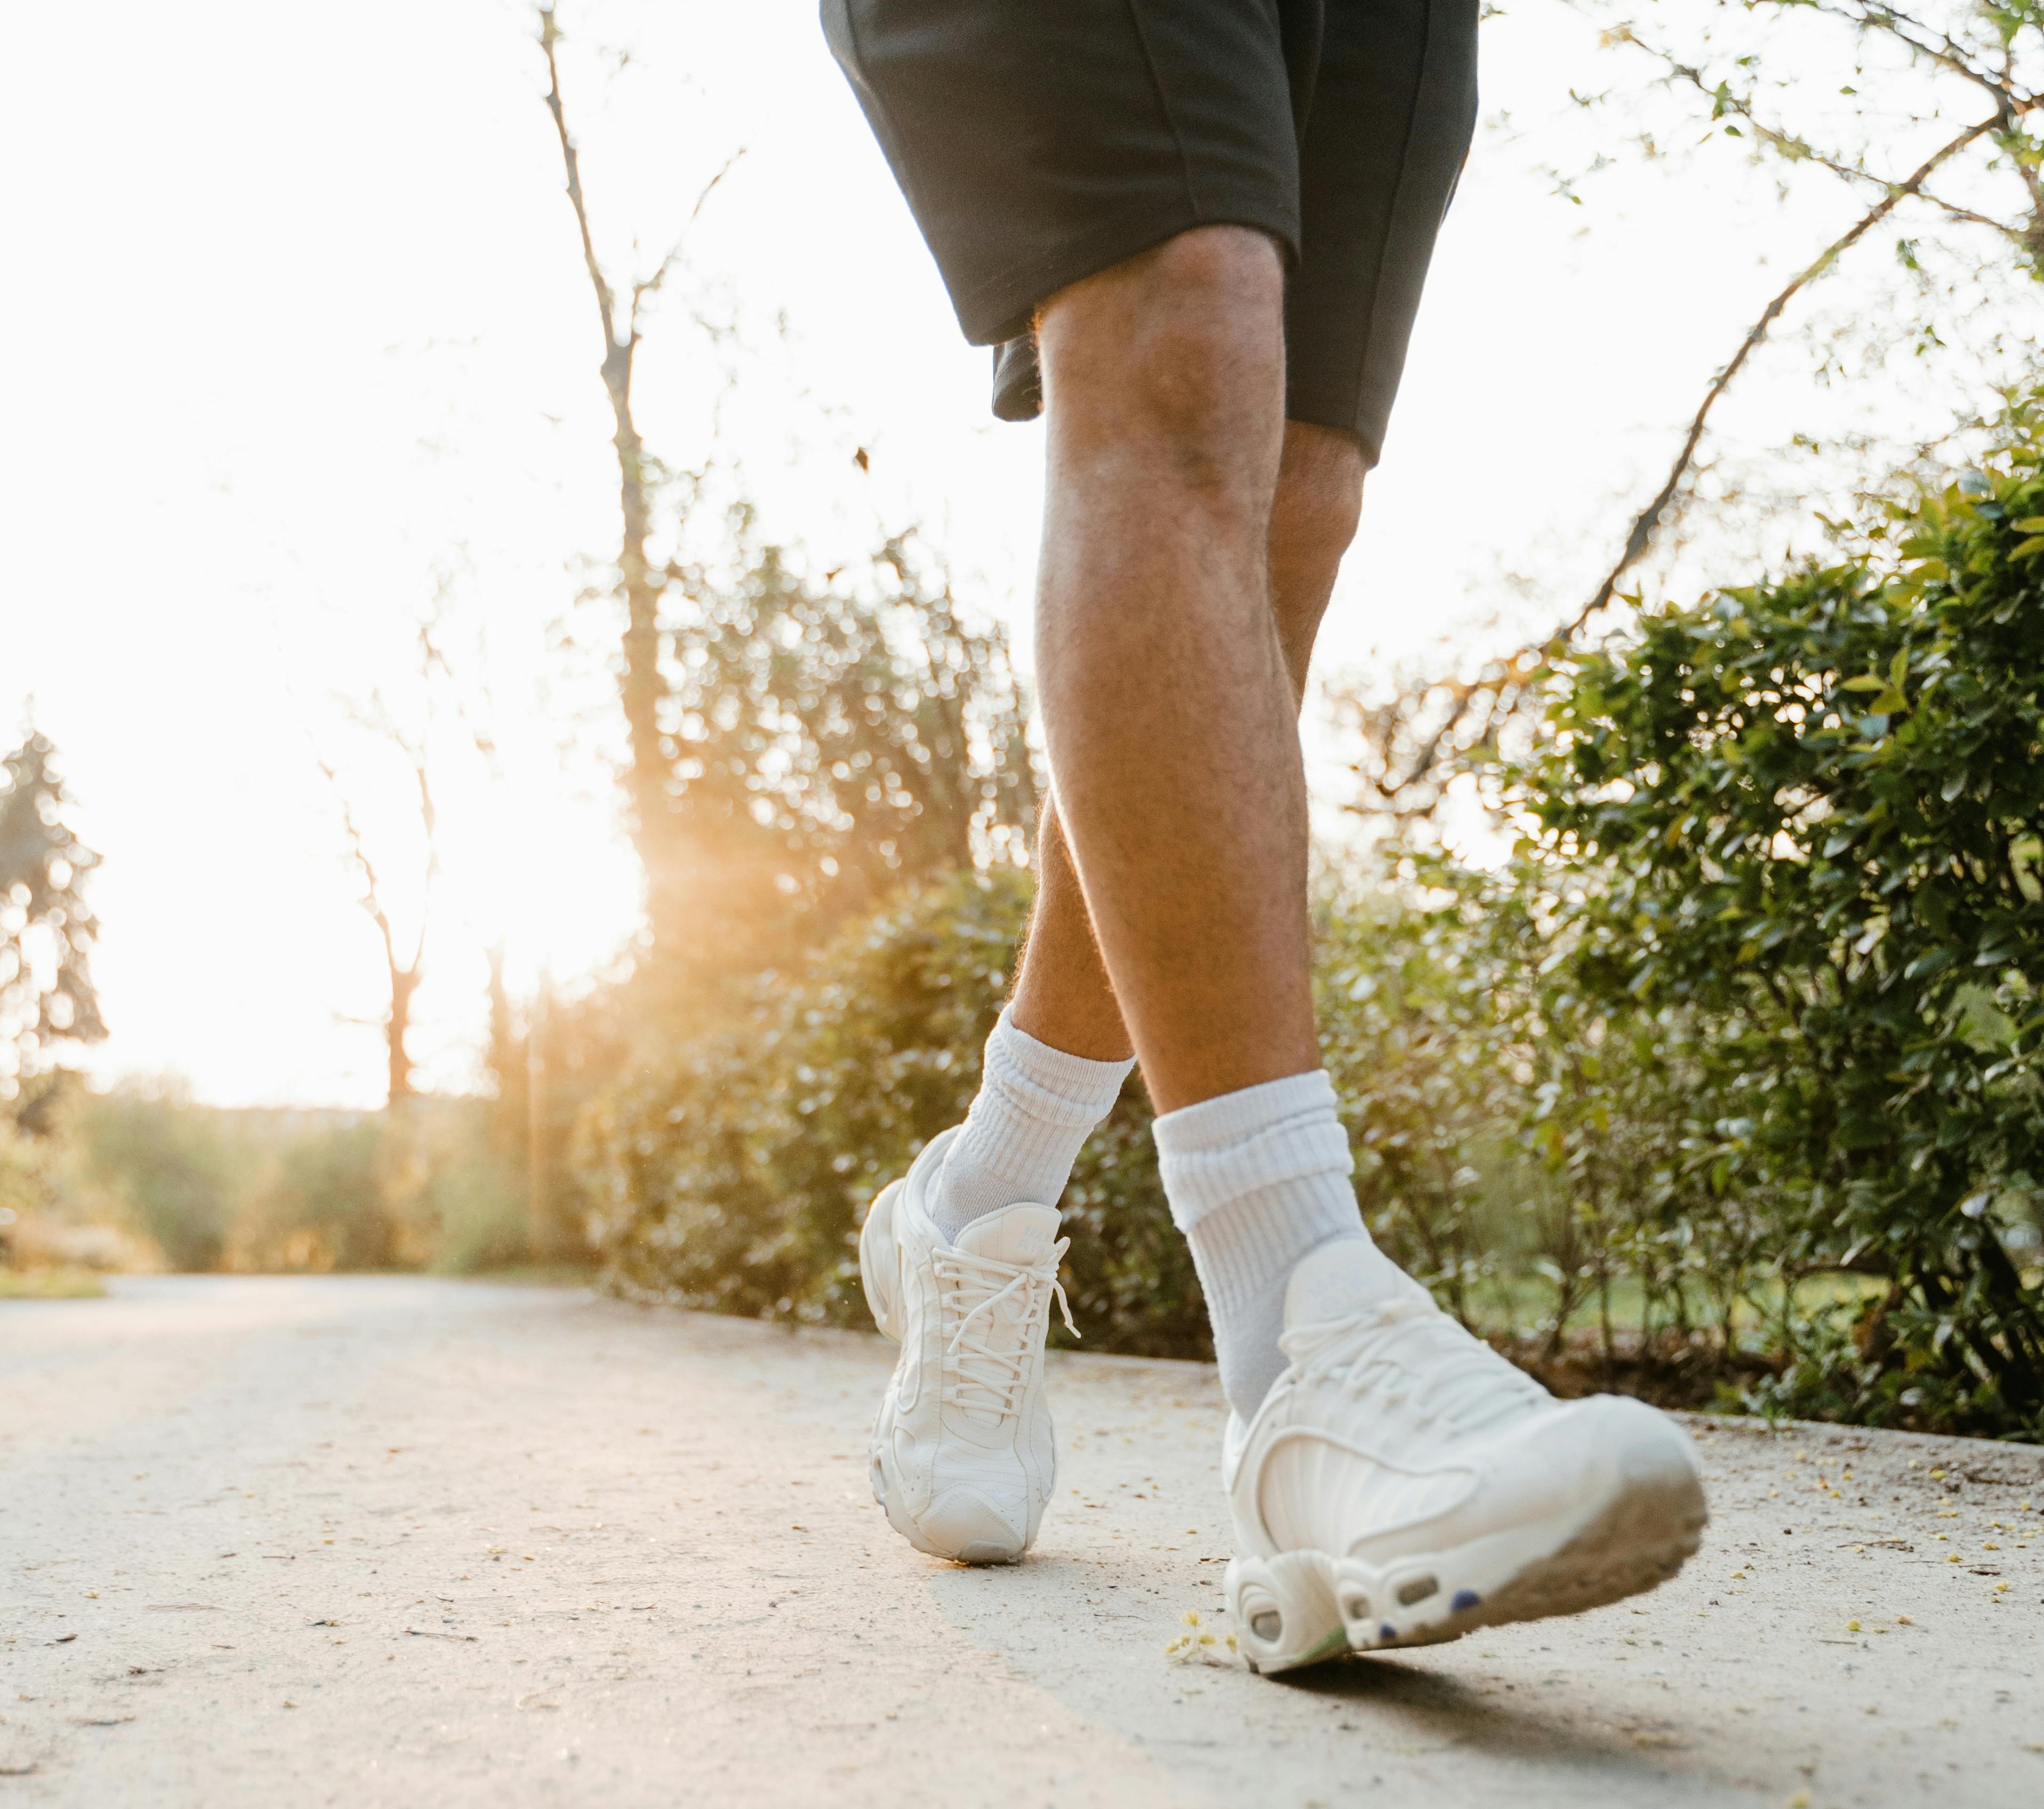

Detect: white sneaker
[1225, 1241, 1708, 1673]
[860, 1128, 1073, 1564]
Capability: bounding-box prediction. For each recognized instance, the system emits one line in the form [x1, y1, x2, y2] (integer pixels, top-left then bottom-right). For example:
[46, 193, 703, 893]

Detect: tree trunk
[387, 960, 417, 1107]
[538, 5, 688, 950]
[525, 976, 552, 1263]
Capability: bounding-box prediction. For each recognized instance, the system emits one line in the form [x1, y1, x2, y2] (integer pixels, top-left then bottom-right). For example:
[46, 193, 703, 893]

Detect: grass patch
[0, 1266, 108, 1299]
[460, 1263, 597, 1289]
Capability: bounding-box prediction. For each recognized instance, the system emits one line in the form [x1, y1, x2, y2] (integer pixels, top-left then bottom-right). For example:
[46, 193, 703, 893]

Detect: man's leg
[937, 257, 1369, 1267]
[1009, 226, 1405, 1420]
[1028, 226, 1314, 1112]
[1007, 420, 1363, 1066]
[935, 415, 1359, 1264]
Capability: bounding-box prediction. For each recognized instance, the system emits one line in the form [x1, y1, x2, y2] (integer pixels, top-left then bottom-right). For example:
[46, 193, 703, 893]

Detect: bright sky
[1, 0, 1994, 1106]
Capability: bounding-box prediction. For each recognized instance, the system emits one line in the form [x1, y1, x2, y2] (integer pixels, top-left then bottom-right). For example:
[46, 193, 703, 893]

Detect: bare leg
[1008, 253, 1364, 1093]
[1014, 227, 1339, 1109]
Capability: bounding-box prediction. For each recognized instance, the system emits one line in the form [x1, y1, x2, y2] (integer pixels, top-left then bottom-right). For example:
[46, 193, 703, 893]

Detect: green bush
[56, 1089, 527, 1277]
[225, 1103, 529, 1274]
[70, 1087, 242, 1272]
[1495, 397, 2044, 1434]
[582, 397, 2044, 1440]
[585, 867, 1205, 1353]
[232, 1119, 391, 1271]
[582, 858, 1677, 1362]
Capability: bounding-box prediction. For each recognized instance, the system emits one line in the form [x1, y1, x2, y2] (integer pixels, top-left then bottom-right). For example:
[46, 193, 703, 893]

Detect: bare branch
[312, 626, 448, 1106]
[1558, 111, 1999, 644]
[420, 575, 505, 777]
[1802, 0, 2035, 115]
[314, 753, 400, 975]
[1360, 86, 2006, 811]
[1649, 47, 2034, 251]
[629, 150, 745, 340]
[409, 754, 437, 975]
[530, 0, 693, 944]
[537, 2, 624, 358]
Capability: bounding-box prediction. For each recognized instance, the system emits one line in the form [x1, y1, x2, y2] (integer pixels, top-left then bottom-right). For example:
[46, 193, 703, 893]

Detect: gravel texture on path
[2, 1275, 2041, 1807]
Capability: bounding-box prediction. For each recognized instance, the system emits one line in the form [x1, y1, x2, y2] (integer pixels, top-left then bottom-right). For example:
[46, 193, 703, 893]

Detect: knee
[1271, 422, 1364, 578]
[1269, 423, 1365, 697]
[1037, 226, 1285, 485]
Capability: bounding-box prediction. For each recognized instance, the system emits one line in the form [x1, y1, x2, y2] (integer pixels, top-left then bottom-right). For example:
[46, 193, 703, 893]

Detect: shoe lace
[933, 1241, 1077, 1422]
[1283, 1294, 1545, 1437]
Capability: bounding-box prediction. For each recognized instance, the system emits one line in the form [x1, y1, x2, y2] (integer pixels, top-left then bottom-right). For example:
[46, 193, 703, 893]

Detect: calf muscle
[1023, 227, 1323, 1112]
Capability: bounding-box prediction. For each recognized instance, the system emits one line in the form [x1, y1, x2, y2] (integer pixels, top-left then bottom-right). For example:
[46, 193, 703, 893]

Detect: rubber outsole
[1226, 1462, 1708, 1674]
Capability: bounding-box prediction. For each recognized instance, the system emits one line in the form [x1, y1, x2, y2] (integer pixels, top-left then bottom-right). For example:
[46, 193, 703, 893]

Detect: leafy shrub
[1493, 396, 2044, 1434]
[585, 867, 1207, 1353]
[640, 525, 1039, 977]
[583, 859, 1664, 1362]
[582, 398, 2044, 1440]
[70, 1086, 242, 1271]
[56, 1088, 525, 1276]
[228, 1119, 391, 1271]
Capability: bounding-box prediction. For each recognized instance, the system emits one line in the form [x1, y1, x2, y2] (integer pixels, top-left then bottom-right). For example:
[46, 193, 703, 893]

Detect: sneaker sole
[1225, 1460, 1708, 1674]
[868, 1430, 1026, 1566]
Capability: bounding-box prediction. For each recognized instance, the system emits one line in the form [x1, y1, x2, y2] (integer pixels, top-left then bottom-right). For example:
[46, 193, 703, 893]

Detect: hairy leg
[1017, 227, 1357, 1112]
[1009, 397, 1364, 1075]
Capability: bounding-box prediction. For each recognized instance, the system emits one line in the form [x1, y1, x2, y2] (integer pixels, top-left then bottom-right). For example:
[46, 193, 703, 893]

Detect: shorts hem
[1283, 381, 1382, 465]
[951, 196, 1299, 347]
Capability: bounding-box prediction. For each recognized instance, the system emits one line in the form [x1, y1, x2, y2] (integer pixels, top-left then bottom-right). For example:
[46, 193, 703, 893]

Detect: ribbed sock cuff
[1151, 1069, 1355, 1234]
[1184, 1184, 1366, 1318]
[984, 1007, 1133, 1130]
[935, 1009, 1133, 1232]
[1154, 1070, 1374, 1418]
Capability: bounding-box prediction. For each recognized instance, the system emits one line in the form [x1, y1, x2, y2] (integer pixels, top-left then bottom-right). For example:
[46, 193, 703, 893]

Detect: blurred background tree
[1, 729, 104, 1095]
[0, 729, 111, 1290]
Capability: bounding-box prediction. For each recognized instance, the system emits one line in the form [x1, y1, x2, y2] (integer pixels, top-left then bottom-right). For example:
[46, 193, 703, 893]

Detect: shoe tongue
[954, 1203, 1061, 1267]
[1283, 1237, 1429, 1332]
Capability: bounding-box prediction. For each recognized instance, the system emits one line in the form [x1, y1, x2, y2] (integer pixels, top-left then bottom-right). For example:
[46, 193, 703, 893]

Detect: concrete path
[2, 1277, 2041, 1807]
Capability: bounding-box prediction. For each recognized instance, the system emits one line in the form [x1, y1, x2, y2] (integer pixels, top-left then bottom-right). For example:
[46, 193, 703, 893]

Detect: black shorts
[821, 0, 1478, 465]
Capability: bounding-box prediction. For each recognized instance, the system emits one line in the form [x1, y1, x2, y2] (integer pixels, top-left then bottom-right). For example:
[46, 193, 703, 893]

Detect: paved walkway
[2, 1276, 2041, 1806]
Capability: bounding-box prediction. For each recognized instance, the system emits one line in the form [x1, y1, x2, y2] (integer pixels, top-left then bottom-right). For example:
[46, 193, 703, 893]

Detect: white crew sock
[932, 1007, 1134, 1244]
[1153, 1069, 1405, 1420]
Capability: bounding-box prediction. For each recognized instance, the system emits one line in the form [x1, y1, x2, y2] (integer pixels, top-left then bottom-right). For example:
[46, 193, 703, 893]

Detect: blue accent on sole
[1378, 1623, 1397, 1642]
[1451, 1588, 1480, 1612]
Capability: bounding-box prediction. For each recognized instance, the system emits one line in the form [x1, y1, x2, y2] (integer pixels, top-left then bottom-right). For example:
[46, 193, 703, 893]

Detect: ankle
[1153, 1070, 1401, 1420]
[932, 1008, 1132, 1242]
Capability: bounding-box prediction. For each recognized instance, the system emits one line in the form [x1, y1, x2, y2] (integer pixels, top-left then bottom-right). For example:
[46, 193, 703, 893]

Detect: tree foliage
[584, 868, 1203, 1354]
[0, 732, 104, 1094]
[1342, 0, 2044, 817]
[657, 525, 1037, 980]
[575, 397, 2044, 1439]
[1496, 385, 2044, 1432]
